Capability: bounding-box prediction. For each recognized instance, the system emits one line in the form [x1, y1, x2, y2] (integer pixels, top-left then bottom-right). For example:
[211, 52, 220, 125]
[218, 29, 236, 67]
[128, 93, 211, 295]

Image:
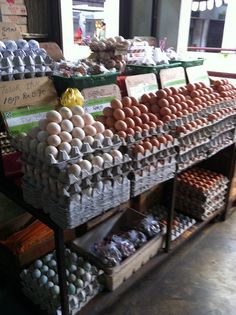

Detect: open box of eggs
[20, 248, 103, 315]
[175, 168, 229, 220]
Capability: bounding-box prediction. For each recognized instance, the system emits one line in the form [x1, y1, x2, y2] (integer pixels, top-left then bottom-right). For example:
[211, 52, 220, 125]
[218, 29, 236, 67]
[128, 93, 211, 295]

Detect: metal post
[54, 227, 69, 315]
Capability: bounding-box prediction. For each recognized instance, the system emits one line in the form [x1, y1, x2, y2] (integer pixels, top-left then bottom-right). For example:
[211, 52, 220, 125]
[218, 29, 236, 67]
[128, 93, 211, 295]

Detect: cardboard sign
[0, 3, 27, 15]
[0, 14, 27, 25]
[185, 65, 210, 86]
[40, 42, 64, 61]
[0, 22, 21, 39]
[82, 84, 121, 117]
[159, 66, 186, 88]
[0, 0, 25, 4]
[0, 77, 58, 112]
[125, 73, 158, 100]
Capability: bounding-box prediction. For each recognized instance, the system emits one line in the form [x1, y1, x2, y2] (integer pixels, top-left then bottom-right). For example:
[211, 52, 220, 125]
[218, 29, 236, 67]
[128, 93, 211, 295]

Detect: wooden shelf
[22, 33, 48, 40]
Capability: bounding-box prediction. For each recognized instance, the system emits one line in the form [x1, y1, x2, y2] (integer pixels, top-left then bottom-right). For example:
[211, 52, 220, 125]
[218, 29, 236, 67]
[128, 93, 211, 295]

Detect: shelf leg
[165, 176, 177, 252]
[54, 228, 69, 315]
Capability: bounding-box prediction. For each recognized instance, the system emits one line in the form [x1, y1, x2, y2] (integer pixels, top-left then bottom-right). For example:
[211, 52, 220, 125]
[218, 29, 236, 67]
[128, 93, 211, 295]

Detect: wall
[130, 0, 153, 37]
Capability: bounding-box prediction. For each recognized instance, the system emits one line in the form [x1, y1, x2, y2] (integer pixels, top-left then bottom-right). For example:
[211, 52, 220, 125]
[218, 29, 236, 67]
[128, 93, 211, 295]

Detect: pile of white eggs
[20, 248, 103, 314]
[20, 106, 116, 161]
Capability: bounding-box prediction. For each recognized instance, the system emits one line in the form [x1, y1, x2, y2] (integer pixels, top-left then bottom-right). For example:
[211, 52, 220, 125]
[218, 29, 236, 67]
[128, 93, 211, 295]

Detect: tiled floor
[1, 211, 236, 315]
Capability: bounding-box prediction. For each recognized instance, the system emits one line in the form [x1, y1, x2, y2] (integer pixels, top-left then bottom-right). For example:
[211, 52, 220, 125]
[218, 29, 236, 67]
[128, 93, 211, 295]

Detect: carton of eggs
[17, 106, 123, 168]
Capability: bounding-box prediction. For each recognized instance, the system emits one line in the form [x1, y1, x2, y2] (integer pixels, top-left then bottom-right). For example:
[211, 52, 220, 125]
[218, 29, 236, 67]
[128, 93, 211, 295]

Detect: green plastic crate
[52, 72, 120, 96]
[125, 62, 182, 75]
[169, 58, 204, 68]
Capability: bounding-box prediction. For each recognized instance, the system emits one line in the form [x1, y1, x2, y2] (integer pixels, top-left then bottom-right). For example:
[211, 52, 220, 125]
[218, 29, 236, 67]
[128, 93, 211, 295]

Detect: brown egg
[191, 90, 200, 98]
[163, 87, 172, 96]
[187, 83, 196, 91]
[180, 102, 188, 110]
[173, 95, 181, 103]
[106, 116, 116, 127]
[141, 93, 151, 104]
[150, 96, 158, 105]
[157, 136, 167, 144]
[111, 98, 123, 109]
[160, 107, 172, 117]
[132, 106, 141, 117]
[130, 96, 139, 107]
[114, 120, 127, 131]
[158, 99, 169, 107]
[162, 115, 172, 123]
[170, 114, 177, 120]
[140, 113, 150, 124]
[148, 121, 157, 128]
[96, 115, 106, 124]
[169, 105, 177, 114]
[176, 126, 187, 133]
[133, 116, 143, 127]
[133, 144, 145, 155]
[122, 96, 132, 107]
[103, 107, 114, 117]
[151, 104, 159, 114]
[138, 104, 149, 113]
[124, 117, 135, 128]
[181, 109, 189, 116]
[117, 130, 127, 139]
[113, 108, 125, 120]
[156, 120, 164, 127]
[156, 89, 167, 99]
[178, 94, 186, 102]
[174, 103, 182, 111]
[170, 87, 179, 95]
[142, 123, 150, 130]
[166, 96, 175, 105]
[143, 141, 153, 151]
[150, 138, 160, 147]
[126, 127, 135, 136]
[123, 107, 134, 118]
[134, 126, 142, 133]
[165, 134, 174, 142]
[148, 113, 158, 123]
[186, 100, 194, 107]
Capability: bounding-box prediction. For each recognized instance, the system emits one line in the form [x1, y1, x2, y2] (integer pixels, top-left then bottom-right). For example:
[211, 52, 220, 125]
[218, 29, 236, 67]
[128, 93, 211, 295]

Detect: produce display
[15, 102, 131, 229]
[91, 215, 161, 267]
[176, 168, 229, 220]
[0, 39, 54, 80]
[20, 248, 103, 315]
[149, 205, 196, 241]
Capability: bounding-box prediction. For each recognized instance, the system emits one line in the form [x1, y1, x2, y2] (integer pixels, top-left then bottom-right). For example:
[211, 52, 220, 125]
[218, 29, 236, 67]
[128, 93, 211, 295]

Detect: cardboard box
[0, 14, 27, 24]
[0, 22, 22, 40]
[17, 23, 27, 33]
[0, 3, 27, 16]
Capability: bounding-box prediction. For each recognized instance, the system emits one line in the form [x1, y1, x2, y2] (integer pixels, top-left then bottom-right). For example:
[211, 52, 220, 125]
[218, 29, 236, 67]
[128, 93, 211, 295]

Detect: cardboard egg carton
[207, 130, 235, 158]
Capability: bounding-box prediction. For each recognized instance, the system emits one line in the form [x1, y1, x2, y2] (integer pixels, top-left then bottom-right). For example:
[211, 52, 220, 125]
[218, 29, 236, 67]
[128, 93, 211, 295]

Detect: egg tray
[177, 141, 208, 164]
[129, 161, 176, 198]
[177, 151, 208, 172]
[147, 206, 196, 241]
[19, 135, 123, 169]
[20, 249, 103, 315]
[207, 130, 235, 158]
[40, 176, 131, 229]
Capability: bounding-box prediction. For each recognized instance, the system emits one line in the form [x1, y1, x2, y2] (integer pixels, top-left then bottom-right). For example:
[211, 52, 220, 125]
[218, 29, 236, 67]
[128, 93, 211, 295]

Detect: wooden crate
[71, 208, 165, 291]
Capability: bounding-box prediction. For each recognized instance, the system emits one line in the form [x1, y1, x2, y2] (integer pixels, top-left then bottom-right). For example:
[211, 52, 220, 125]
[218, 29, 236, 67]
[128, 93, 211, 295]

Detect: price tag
[125, 73, 158, 100]
[82, 84, 121, 117]
[186, 65, 210, 86]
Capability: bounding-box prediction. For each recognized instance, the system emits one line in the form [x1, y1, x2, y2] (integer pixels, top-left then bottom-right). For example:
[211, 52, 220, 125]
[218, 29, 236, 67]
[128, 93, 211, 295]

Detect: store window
[188, 0, 228, 50]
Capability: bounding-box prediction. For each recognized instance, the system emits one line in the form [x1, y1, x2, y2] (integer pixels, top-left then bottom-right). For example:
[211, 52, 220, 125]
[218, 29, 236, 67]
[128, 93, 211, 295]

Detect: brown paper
[0, 77, 59, 111]
[40, 42, 64, 61]
[0, 22, 22, 40]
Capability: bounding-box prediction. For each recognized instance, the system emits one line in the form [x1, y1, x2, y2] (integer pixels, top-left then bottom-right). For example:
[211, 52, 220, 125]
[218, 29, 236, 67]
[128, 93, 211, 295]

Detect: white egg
[83, 113, 95, 125]
[28, 126, 40, 139]
[103, 129, 114, 137]
[84, 125, 97, 137]
[61, 119, 73, 133]
[71, 115, 85, 128]
[58, 142, 71, 154]
[103, 152, 113, 163]
[94, 133, 104, 143]
[37, 142, 47, 156]
[68, 164, 81, 177]
[46, 110, 62, 123]
[37, 131, 48, 142]
[71, 138, 82, 149]
[47, 135, 61, 147]
[78, 160, 92, 172]
[46, 122, 61, 135]
[45, 145, 58, 158]
[71, 105, 84, 116]
[39, 119, 49, 131]
[111, 149, 123, 160]
[59, 107, 73, 119]
[92, 156, 104, 168]
[59, 131, 72, 143]
[72, 127, 85, 140]
[93, 121, 105, 133]
[83, 135, 94, 145]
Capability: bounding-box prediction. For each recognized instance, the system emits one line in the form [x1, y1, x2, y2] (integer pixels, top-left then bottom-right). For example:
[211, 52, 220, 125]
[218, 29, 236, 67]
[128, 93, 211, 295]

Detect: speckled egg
[59, 107, 73, 119]
[71, 115, 85, 128]
[46, 122, 61, 135]
[61, 119, 73, 133]
[47, 135, 61, 147]
[46, 110, 62, 123]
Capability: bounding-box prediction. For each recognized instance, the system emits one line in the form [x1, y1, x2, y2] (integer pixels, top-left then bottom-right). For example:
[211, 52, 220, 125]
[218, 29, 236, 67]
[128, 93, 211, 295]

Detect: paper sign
[185, 65, 210, 86]
[82, 84, 121, 117]
[0, 77, 58, 112]
[0, 4, 27, 15]
[0, 22, 21, 40]
[0, 14, 27, 24]
[125, 73, 158, 100]
[159, 66, 186, 88]
[3, 104, 54, 136]
[40, 42, 64, 61]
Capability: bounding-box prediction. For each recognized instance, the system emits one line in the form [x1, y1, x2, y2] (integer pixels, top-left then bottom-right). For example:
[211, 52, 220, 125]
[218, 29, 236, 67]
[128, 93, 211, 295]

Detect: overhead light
[192, 1, 199, 11]
[199, 1, 207, 11]
[215, 0, 223, 7]
[207, 0, 214, 10]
